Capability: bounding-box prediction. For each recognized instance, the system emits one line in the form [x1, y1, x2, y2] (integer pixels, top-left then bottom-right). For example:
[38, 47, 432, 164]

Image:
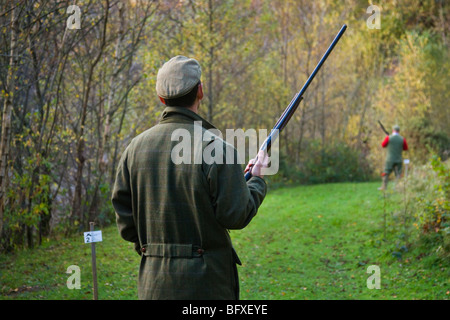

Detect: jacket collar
[159, 106, 216, 130]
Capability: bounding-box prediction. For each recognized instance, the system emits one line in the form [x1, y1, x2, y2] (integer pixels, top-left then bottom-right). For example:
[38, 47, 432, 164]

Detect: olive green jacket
[112, 106, 267, 300]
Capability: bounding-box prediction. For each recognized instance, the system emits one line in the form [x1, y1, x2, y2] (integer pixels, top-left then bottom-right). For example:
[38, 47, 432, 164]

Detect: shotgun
[377, 120, 390, 136]
[245, 24, 347, 181]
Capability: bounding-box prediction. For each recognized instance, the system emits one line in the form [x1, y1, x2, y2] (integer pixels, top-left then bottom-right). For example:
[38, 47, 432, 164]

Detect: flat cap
[156, 55, 201, 99]
[393, 125, 400, 132]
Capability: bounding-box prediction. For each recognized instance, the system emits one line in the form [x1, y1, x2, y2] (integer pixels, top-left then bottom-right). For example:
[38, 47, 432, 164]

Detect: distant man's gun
[377, 120, 390, 136]
[245, 24, 348, 181]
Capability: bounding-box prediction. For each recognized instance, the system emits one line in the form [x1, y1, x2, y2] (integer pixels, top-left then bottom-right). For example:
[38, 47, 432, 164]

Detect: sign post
[403, 159, 410, 178]
[84, 222, 102, 300]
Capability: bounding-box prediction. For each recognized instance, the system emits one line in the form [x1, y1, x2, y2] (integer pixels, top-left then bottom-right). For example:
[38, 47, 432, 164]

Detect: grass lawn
[1, 182, 448, 300]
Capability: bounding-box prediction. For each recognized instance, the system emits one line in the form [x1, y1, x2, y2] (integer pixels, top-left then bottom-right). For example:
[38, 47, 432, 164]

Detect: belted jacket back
[112, 107, 267, 299]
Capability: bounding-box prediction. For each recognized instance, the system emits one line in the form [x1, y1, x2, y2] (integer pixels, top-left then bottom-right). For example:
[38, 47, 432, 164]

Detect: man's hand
[244, 150, 269, 178]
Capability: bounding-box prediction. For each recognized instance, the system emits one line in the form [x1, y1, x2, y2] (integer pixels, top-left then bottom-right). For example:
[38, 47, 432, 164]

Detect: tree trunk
[0, 5, 17, 236]
[71, 0, 109, 228]
[89, 3, 125, 222]
[206, 1, 214, 123]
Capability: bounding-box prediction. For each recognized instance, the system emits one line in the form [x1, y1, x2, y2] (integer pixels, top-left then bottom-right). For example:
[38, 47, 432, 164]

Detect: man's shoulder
[201, 131, 243, 168]
[130, 123, 175, 144]
[389, 133, 404, 140]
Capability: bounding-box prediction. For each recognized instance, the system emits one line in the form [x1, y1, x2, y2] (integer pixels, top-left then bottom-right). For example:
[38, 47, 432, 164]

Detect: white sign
[366, 265, 381, 289]
[403, 159, 410, 164]
[66, 5, 81, 30]
[366, 5, 381, 29]
[84, 231, 102, 243]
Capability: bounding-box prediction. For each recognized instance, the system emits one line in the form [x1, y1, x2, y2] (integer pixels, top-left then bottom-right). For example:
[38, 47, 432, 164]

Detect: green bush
[407, 117, 450, 162]
[300, 141, 373, 184]
[407, 155, 450, 263]
[265, 141, 374, 187]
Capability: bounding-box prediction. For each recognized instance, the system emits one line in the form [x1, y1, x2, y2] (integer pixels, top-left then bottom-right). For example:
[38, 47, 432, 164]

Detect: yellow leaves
[345, 114, 361, 140]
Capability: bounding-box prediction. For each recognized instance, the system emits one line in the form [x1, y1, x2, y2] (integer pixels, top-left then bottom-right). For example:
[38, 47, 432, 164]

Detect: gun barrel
[378, 120, 390, 136]
[245, 24, 347, 181]
[295, 25, 347, 104]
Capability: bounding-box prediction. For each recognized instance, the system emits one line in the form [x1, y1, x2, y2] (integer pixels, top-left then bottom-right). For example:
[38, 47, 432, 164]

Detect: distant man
[379, 125, 409, 190]
[112, 55, 268, 299]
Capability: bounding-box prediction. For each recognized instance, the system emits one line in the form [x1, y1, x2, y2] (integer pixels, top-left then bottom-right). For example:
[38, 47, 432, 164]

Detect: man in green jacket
[112, 55, 267, 300]
[379, 125, 409, 190]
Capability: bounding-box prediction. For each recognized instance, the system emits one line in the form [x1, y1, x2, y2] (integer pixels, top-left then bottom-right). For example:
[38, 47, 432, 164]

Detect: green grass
[0, 226, 140, 300]
[233, 182, 449, 299]
[1, 182, 449, 300]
